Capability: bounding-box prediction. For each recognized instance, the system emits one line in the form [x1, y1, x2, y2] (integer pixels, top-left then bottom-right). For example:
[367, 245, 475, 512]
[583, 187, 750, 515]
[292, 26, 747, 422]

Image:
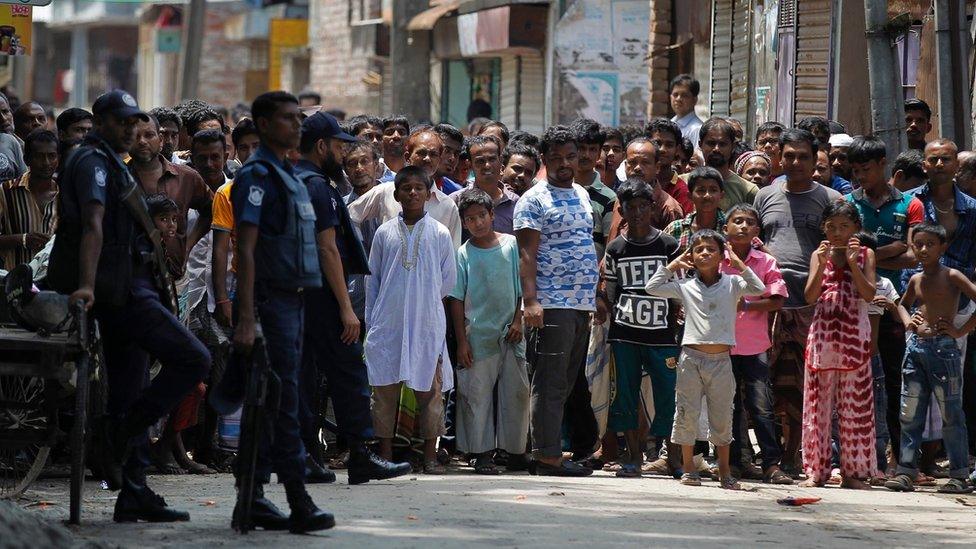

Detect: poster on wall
[554, 0, 649, 126]
[612, 0, 649, 70]
[618, 72, 649, 126]
[562, 71, 619, 126]
[0, 5, 30, 56]
[554, 0, 614, 67]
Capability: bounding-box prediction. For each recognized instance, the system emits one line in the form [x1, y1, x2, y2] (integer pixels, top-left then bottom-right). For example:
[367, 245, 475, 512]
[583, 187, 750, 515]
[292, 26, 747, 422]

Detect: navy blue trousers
[299, 286, 374, 446]
[96, 275, 211, 483]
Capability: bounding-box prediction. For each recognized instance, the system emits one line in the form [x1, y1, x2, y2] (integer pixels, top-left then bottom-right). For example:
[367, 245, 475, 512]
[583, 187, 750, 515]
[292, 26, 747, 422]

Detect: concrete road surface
[13, 469, 976, 548]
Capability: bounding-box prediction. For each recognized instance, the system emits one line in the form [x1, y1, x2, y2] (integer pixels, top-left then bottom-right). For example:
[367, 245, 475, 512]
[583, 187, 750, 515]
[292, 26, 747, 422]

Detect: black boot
[113, 476, 190, 523]
[284, 480, 335, 534]
[347, 443, 412, 485]
[305, 456, 337, 484]
[232, 484, 290, 531]
[98, 409, 158, 491]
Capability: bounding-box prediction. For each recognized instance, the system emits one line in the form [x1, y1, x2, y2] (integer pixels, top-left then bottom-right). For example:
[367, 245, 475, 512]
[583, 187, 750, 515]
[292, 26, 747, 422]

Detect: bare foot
[798, 478, 825, 488]
[840, 477, 872, 490]
[173, 432, 216, 474]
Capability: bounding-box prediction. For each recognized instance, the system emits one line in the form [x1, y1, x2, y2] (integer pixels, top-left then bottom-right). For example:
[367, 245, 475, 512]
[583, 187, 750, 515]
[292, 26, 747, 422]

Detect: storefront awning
[407, 1, 461, 31]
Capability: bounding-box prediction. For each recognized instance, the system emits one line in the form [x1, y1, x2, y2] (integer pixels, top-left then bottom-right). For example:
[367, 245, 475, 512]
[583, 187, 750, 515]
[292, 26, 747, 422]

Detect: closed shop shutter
[794, 0, 831, 119]
[519, 53, 546, 135]
[500, 55, 518, 130]
[729, 0, 752, 124]
[710, 0, 734, 117]
[776, 0, 797, 125]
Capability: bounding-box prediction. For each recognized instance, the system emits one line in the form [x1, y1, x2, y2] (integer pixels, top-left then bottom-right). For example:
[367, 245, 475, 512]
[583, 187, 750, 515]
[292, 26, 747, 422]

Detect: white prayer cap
[829, 133, 853, 148]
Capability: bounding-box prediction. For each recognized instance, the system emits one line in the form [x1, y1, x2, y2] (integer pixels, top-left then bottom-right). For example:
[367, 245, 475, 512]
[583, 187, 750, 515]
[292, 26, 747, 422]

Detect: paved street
[13, 469, 976, 548]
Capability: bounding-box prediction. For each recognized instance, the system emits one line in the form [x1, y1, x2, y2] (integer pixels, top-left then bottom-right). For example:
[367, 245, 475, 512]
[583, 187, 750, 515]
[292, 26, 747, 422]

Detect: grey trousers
[456, 340, 530, 454]
[528, 309, 592, 458]
[671, 346, 736, 447]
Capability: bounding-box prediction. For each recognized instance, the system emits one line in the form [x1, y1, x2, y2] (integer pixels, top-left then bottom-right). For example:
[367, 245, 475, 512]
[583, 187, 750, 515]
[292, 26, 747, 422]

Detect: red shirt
[662, 172, 694, 214]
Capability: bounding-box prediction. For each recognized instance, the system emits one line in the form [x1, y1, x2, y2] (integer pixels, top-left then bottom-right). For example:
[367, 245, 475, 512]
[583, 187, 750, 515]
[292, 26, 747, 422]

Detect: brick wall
[308, 0, 382, 115]
[197, 2, 249, 109]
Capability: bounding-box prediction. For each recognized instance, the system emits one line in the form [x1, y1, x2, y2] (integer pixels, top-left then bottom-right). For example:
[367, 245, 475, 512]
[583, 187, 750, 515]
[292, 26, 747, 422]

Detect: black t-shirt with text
[604, 231, 680, 346]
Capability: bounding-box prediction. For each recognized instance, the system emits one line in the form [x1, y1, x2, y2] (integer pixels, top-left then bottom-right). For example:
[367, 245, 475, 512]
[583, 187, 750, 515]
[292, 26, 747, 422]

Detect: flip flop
[473, 455, 500, 475]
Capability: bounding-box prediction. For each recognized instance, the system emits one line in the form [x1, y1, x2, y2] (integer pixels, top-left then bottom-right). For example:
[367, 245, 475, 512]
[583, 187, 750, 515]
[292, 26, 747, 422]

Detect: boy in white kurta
[365, 166, 457, 473]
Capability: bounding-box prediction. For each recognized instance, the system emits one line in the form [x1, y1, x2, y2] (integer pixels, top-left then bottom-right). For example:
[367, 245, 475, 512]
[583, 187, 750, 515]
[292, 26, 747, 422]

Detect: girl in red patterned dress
[800, 201, 877, 489]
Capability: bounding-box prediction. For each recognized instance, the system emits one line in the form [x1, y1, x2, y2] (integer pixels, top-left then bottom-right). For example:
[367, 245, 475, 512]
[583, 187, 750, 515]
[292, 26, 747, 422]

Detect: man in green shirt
[680, 117, 758, 211]
[570, 118, 617, 258]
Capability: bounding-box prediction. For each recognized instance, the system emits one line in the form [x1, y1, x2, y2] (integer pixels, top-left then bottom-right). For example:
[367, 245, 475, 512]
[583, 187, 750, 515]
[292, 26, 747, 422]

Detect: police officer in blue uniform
[229, 91, 333, 533]
[47, 90, 210, 523]
[294, 112, 412, 485]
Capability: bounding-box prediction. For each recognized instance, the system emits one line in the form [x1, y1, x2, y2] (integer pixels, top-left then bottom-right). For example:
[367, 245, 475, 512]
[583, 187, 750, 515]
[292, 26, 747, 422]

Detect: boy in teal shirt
[449, 188, 529, 474]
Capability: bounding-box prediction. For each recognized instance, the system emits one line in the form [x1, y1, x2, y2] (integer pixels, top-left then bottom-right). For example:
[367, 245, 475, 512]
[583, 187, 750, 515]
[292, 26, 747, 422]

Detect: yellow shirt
[212, 181, 234, 232]
[211, 181, 236, 272]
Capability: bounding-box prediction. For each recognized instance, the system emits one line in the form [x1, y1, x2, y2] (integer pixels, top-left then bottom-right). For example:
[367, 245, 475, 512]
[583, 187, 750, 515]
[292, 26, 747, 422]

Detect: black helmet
[4, 264, 71, 334]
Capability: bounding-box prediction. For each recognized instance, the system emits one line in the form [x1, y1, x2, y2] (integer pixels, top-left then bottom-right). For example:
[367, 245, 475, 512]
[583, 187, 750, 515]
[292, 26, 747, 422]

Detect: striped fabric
[0, 171, 57, 269]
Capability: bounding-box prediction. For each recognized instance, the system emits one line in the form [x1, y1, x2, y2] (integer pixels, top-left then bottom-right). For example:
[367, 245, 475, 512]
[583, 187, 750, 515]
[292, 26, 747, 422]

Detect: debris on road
[777, 497, 822, 506]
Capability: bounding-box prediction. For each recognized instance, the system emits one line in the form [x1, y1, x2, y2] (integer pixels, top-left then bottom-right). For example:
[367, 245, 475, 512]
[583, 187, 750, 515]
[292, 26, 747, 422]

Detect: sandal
[764, 467, 794, 485]
[884, 473, 915, 492]
[680, 472, 701, 486]
[473, 454, 500, 475]
[938, 478, 974, 494]
[423, 460, 446, 475]
[720, 476, 742, 490]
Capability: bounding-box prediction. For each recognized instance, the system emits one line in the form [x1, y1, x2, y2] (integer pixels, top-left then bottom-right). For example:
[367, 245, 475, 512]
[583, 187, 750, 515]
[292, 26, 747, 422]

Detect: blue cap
[92, 89, 149, 122]
[301, 111, 357, 144]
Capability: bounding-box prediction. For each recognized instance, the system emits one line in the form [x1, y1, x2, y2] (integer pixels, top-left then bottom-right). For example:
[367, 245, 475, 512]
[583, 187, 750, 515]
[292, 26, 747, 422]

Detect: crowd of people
[3, 72, 976, 533]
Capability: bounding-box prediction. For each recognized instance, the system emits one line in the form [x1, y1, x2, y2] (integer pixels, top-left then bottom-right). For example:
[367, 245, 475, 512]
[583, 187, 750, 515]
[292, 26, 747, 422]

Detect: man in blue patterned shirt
[905, 139, 976, 308]
[514, 126, 598, 477]
[904, 138, 976, 479]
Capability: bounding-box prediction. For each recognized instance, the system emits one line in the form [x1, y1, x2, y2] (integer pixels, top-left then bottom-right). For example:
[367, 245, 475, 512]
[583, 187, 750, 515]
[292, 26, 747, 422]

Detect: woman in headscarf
[735, 150, 773, 188]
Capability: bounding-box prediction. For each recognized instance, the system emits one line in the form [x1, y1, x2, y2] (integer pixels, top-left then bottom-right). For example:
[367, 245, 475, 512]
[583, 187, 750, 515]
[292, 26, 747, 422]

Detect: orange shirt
[211, 181, 236, 271]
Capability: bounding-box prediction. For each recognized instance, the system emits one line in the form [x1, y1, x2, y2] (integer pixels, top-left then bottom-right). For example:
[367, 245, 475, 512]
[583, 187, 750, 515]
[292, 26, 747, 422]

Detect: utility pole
[933, 0, 971, 146]
[178, 0, 206, 100]
[863, 0, 906, 172]
[390, 0, 431, 122]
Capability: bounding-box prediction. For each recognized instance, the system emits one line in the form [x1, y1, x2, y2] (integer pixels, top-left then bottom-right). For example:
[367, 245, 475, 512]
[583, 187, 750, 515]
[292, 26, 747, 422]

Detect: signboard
[0, 4, 30, 55]
[268, 18, 308, 91]
[0, 1, 49, 6]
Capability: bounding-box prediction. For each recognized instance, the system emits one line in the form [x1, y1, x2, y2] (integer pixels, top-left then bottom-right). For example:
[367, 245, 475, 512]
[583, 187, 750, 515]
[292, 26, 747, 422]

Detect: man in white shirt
[670, 74, 704, 148]
[347, 128, 462, 247]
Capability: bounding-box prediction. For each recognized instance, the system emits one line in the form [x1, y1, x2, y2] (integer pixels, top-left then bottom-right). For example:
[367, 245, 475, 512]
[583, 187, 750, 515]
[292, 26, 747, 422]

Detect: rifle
[234, 335, 281, 534]
[117, 177, 179, 315]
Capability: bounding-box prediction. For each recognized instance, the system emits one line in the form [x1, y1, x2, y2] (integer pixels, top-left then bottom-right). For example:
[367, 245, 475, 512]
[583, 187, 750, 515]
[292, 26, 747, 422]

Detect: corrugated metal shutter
[500, 55, 518, 129]
[776, 0, 797, 125]
[519, 53, 546, 134]
[710, 0, 734, 117]
[794, 0, 831, 119]
[729, 0, 752, 124]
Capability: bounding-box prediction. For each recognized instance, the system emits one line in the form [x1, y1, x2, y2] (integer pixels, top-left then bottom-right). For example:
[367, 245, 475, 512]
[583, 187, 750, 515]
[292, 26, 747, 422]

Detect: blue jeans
[871, 354, 889, 472]
[730, 354, 782, 470]
[897, 335, 970, 479]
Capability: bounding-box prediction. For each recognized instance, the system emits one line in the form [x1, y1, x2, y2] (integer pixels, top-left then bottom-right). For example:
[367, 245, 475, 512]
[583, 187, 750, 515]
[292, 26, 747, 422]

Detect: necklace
[396, 218, 426, 271]
[934, 199, 955, 214]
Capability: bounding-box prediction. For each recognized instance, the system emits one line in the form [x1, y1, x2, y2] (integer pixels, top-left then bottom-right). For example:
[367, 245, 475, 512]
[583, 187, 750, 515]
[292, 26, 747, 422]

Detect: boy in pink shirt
[721, 204, 793, 484]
